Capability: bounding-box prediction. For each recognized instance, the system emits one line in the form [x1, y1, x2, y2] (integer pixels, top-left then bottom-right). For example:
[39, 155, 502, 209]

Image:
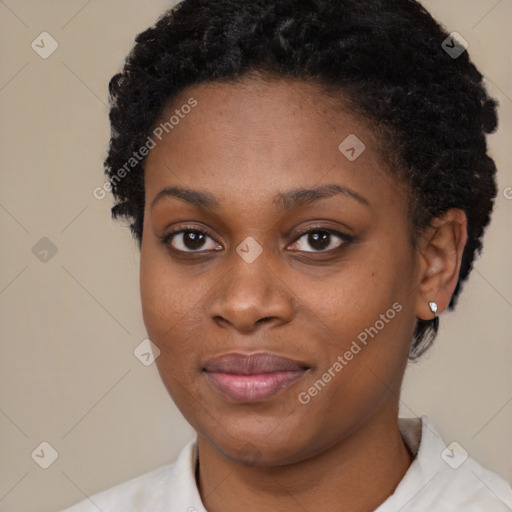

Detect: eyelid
[287, 224, 353, 242]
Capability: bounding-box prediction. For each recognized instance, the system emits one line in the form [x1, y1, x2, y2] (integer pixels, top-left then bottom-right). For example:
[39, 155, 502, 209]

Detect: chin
[201, 420, 324, 467]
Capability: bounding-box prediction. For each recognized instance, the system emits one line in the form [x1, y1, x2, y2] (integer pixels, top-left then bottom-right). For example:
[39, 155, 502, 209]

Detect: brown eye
[162, 229, 221, 252]
[161, 226, 353, 255]
[289, 228, 352, 253]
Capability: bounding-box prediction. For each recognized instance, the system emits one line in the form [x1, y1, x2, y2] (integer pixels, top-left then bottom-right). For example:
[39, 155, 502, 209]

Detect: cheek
[305, 256, 404, 336]
[140, 232, 223, 396]
[298, 242, 415, 386]
[139, 250, 202, 403]
[140, 248, 198, 346]
[139, 244, 221, 393]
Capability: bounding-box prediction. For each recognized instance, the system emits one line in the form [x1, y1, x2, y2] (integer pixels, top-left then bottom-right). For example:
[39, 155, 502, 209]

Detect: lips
[203, 352, 309, 374]
[202, 352, 310, 403]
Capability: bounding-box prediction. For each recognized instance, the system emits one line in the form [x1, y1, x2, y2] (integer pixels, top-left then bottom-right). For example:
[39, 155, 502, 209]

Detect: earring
[428, 301, 438, 318]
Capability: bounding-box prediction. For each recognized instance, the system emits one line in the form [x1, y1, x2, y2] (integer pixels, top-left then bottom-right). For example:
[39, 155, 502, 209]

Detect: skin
[139, 77, 467, 512]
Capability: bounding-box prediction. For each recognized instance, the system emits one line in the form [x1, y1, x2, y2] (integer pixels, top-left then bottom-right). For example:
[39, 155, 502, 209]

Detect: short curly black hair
[105, 0, 498, 359]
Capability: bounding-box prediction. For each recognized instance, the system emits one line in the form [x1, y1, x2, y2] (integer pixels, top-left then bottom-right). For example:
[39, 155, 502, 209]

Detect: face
[140, 78, 422, 465]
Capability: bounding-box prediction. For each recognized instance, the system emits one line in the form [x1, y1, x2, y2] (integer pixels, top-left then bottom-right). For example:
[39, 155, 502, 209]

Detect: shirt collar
[374, 415, 447, 511]
[166, 415, 447, 512]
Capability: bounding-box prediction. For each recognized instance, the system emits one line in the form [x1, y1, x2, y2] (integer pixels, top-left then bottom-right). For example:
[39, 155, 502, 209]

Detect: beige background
[0, 1, 510, 511]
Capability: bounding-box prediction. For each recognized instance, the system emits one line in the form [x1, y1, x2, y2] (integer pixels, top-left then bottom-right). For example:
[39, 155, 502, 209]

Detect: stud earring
[428, 301, 438, 318]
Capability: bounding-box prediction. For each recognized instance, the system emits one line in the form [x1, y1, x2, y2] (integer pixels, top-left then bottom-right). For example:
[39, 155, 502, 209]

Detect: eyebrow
[150, 183, 370, 211]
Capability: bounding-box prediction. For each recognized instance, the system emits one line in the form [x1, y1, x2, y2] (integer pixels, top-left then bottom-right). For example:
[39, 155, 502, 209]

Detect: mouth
[202, 352, 310, 403]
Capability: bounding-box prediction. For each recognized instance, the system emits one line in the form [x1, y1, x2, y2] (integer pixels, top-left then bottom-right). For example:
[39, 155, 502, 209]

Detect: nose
[207, 250, 295, 333]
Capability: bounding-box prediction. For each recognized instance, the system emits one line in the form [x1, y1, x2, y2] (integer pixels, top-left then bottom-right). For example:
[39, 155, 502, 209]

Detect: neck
[195, 410, 414, 512]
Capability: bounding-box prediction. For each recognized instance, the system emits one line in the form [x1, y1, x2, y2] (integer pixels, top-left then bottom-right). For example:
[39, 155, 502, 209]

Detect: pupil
[185, 231, 205, 250]
[309, 231, 329, 251]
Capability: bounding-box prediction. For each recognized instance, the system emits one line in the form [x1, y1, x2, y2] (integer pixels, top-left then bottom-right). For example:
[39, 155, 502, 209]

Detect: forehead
[143, 77, 403, 215]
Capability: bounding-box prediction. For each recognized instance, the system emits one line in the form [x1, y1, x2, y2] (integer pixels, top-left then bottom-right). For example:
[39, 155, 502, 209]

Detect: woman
[63, 0, 512, 510]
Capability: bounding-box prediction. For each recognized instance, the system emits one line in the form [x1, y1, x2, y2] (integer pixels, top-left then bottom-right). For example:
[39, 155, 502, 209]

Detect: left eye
[289, 228, 350, 252]
[161, 227, 351, 253]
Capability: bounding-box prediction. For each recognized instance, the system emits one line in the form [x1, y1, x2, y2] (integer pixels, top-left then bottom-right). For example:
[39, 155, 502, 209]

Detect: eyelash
[160, 225, 354, 255]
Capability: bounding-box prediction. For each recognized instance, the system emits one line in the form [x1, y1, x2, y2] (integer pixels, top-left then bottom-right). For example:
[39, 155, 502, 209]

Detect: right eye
[160, 228, 222, 253]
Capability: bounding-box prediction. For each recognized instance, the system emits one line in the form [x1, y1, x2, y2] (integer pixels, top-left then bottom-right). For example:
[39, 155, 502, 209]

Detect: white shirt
[61, 415, 512, 511]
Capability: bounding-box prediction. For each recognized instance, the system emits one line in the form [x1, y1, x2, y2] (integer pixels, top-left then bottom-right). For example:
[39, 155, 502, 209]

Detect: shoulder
[379, 415, 512, 512]
[60, 463, 175, 512]
[422, 415, 512, 511]
[60, 438, 198, 512]
[432, 455, 512, 511]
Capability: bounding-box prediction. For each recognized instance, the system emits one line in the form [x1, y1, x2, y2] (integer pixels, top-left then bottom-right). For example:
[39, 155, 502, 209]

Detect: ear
[414, 208, 468, 321]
